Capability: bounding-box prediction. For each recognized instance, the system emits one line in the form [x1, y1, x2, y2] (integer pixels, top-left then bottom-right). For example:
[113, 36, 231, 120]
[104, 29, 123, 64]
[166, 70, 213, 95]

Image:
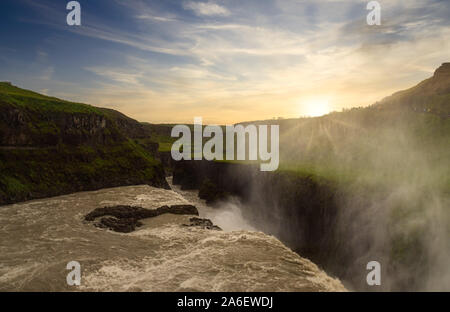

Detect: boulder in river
[94, 217, 143, 233]
[85, 204, 199, 233]
[183, 217, 222, 231]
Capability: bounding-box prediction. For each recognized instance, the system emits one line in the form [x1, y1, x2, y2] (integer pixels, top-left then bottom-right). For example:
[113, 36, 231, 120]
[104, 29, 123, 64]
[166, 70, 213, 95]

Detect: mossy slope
[0, 82, 167, 205]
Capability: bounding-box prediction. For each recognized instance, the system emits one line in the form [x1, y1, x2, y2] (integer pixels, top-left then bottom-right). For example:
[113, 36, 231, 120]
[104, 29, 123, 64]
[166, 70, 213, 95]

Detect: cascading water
[0, 179, 345, 292]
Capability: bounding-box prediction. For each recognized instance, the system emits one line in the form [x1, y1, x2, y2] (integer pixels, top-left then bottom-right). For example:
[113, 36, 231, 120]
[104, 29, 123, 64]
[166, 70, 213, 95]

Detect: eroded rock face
[94, 217, 143, 233]
[183, 217, 222, 231]
[85, 204, 200, 233]
[198, 179, 229, 205]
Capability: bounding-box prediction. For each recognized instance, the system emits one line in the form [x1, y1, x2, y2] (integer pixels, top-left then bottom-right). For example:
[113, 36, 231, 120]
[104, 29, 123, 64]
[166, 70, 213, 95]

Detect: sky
[0, 0, 449, 124]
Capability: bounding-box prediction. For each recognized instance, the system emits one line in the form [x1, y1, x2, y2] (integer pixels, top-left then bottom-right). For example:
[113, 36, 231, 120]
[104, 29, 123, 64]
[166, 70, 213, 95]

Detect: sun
[303, 98, 331, 117]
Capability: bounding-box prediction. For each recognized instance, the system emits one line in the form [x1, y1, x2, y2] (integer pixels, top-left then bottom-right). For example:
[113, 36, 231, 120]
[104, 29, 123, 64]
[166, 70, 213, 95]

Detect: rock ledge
[85, 204, 200, 233]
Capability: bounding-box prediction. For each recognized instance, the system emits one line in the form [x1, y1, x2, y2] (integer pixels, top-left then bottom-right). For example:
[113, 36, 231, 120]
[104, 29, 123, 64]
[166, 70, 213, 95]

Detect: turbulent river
[0, 178, 345, 292]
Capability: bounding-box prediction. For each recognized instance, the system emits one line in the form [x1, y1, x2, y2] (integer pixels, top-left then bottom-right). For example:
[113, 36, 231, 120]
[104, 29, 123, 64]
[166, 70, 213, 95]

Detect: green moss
[157, 142, 173, 152]
[0, 82, 167, 204]
[0, 176, 28, 197]
[0, 140, 165, 204]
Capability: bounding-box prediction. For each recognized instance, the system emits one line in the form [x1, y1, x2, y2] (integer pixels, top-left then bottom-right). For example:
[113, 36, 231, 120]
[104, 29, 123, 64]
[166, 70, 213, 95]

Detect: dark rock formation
[143, 141, 159, 155]
[183, 217, 222, 231]
[98, 107, 149, 140]
[158, 204, 199, 215]
[156, 151, 176, 176]
[84, 204, 199, 233]
[198, 179, 229, 205]
[94, 217, 143, 233]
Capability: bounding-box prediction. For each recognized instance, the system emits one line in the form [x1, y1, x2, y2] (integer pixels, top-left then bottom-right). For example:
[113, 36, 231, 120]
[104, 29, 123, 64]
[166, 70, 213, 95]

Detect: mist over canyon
[1, 63, 449, 292]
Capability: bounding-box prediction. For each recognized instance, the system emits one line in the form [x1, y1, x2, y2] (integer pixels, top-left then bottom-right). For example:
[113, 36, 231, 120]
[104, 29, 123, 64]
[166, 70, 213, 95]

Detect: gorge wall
[172, 160, 439, 291]
[0, 82, 168, 205]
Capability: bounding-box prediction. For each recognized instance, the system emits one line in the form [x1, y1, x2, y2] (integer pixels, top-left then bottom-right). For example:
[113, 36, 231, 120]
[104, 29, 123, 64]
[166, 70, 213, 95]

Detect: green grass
[0, 82, 166, 204]
[157, 142, 174, 152]
[277, 163, 358, 185]
[0, 82, 101, 114]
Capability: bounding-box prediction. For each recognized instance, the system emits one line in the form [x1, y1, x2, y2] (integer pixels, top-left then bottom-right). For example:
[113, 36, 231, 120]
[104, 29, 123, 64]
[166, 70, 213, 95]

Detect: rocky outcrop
[183, 217, 222, 231]
[85, 204, 199, 233]
[0, 104, 121, 147]
[94, 217, 144, 233]
[434, 62, 450, 78]
[377, 62, 450, 116]
[156, 151, 176, 176]
[99, 108, 149, 140]
[198, 179, 230, 205]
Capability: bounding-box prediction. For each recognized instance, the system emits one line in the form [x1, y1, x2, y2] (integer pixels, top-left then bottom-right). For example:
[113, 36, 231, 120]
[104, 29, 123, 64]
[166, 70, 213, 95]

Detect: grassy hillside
[0, 82, 167, 205]
[230, 64, 450, 189]
[378, 62, 450, 116]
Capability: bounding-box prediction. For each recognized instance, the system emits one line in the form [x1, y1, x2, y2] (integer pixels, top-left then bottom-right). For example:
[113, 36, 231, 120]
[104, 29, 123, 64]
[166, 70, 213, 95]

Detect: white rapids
[0, 180, 346, 292]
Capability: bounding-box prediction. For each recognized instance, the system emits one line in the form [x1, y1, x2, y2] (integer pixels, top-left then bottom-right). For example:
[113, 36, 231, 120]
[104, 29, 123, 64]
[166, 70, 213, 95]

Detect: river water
[0, 179, 345, 291]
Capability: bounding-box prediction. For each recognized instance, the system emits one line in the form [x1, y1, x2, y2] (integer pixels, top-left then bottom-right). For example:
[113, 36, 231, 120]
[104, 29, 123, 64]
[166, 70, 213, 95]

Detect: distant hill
[0, 82, 168, 205]
[235, 63, 450, 188]
[377, 63, 450, 116]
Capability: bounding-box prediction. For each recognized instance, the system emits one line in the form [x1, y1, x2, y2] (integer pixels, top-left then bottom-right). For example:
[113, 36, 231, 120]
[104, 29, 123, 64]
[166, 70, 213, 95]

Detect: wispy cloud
[39, 66, 54, 81]
[84, 67, 144, 85]
[136, 14, 176, 22]
[183, 1, 230, 16]
[4, 0, 450, 123]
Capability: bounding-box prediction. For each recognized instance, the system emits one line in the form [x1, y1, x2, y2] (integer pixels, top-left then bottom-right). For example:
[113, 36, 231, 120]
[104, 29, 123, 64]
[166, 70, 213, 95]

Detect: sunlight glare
[303, 98, 331, 117]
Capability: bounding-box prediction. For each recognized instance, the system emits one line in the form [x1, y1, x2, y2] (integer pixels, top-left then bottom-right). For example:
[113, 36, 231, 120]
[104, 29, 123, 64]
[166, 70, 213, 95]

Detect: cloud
[12, 0, 450, 123]
[183, 1, 230, 16]
[84, 67, 144, 85]
[36, 50, 48, 62]
[40, 66, 54, 81]
[136, 14, 176, 22]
